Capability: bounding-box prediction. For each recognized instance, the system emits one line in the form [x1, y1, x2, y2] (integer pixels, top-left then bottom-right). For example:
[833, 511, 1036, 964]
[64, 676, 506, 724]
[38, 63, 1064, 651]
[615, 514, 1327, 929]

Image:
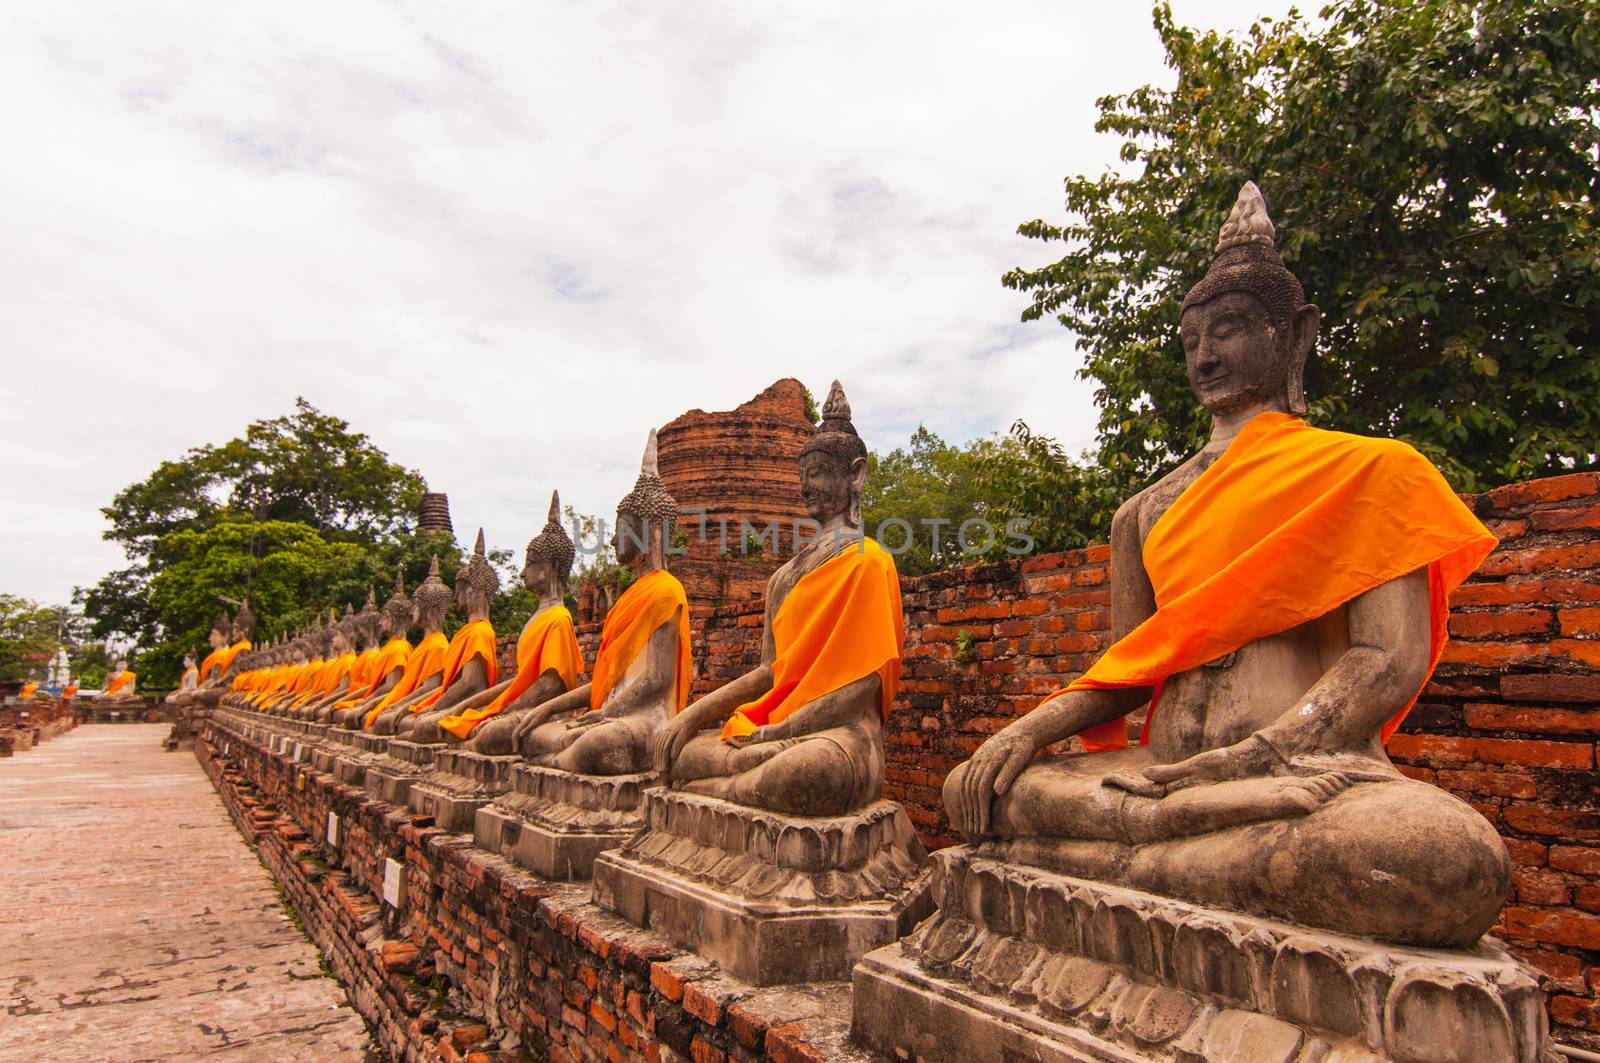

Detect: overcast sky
[2, 0, 1289, 607]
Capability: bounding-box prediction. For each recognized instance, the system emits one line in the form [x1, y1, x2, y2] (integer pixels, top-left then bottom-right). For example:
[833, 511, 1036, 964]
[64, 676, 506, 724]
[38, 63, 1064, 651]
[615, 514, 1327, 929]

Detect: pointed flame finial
[547, 489, 561, 524]
[820, 379, 851, 423]
[428, 554, 440, 578]
[474, 527, 486, 556]
[1216, 181, 1276, 253]
[394, 565, 405, 594]
[641, 429, 660, 478]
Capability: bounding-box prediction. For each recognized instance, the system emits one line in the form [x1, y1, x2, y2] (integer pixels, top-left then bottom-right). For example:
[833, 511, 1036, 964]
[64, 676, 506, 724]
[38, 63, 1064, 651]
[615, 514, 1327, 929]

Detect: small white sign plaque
[383, 858, 404, 908]
[326, 811, 340, 848]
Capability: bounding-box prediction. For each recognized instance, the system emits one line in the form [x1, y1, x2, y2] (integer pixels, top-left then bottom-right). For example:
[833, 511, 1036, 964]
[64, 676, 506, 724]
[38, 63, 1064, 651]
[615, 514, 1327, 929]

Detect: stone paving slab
[0, 724, 373, 1062]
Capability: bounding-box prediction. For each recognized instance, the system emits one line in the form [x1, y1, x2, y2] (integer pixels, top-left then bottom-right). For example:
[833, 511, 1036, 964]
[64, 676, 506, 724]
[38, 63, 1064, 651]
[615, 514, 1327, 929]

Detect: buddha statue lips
[655, 381, 905, 819]
[943, 183, 1508, 950]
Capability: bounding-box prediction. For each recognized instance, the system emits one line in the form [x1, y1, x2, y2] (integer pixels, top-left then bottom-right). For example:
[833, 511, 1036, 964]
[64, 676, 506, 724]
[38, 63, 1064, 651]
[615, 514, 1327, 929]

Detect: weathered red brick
[1550, 994, 1600, 1032]
[1448, 609, 1553, 638]
[1463, 703, 1600, 735]
[1502, 673, 1600, 704]
[1514, 868, 1571, 905]
[765, 1022, 827, 1063]
[681, 982, 722, 1026]
[1387, 733, 1592, 769]
[725, 1003, 769, 1049]
[1504, 805, 1600, 842]
[1550, 846, 1600, 875]
[1503, 906, 1600, 949]
[1484, 473, 1598, 510]
[1531, 503, 1600, 532]
[1562, 607, 1600, 637]
[649, 963, 686, 1003]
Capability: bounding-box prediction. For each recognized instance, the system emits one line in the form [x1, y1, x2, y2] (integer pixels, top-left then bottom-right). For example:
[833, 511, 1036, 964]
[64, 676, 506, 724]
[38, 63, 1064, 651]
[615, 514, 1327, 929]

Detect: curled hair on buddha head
[212, 610, 233, 639]
[799, 380, 869, 470]
[356, 587, 380, 645]
[1180, 181, 1313, 414]
[526, 490, 576, 585]
[382, 566, 411, 629]
[616, 429, 679, 545]
[414, 554, 452, 620]
[458, 528, 502, 602]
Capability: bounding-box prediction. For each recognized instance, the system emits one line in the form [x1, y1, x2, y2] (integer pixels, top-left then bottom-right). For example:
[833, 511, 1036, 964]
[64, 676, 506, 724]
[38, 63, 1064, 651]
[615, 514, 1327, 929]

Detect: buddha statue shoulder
[367, 556, 455, 734]
[943, 183, 1507, 949]
[332, 569, 414, 728]
[654, 381, 904, 818]
[507, 432, 690, 775]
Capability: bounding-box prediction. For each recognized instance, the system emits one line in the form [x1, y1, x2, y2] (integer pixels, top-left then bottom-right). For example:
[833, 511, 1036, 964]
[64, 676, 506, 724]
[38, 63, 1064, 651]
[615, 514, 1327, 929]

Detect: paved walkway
[0, 725, 373, 1061]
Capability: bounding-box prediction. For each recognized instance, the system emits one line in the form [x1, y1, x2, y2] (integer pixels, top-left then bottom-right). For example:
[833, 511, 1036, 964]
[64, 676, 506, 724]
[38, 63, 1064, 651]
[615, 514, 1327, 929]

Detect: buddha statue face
[522, 554, 554, 594]
[1179, 290, 1313, 416]
[330, 627, 353, 654]
[799, 450, 866, 526]
[612, 512, 654, 567]
[184, 654, 196, 669]
[208, 628, 228, 651]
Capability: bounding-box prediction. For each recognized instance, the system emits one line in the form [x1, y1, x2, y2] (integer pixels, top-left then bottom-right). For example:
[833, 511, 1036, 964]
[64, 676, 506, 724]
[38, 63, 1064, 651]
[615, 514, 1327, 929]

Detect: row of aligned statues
[186, 186, 1554, 1063]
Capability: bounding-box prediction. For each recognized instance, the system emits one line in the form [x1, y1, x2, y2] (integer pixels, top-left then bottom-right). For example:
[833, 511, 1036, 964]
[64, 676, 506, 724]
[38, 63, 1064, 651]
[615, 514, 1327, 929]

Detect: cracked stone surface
[0, 725, 373, 1061]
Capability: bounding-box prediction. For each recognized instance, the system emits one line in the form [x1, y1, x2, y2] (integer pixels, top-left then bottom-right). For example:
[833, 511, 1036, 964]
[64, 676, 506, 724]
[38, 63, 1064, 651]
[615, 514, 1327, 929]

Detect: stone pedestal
[851, 847, 1553, 1063]
[592, 790, 930, 986]
[364, 739, 437, 805]
[475, 766, 651, 879]
[311, 727, 351, 775]
[334, 731, 387, 787]
[408, 749, 519, 833]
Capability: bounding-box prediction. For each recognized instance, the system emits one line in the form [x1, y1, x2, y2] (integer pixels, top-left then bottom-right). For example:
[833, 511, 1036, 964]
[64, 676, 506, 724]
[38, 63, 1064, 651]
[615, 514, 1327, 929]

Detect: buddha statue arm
[652, 665, 774, 770]
[387, 674, 443, 711]
[428, 655, 490, 713]
[1129, 568, 1432, 794]
[447, 675, 515, 714]
[512, 682, 593, 742]
[729, 672, 877, 746]
[505, 670, 567, 712]
[582, 619, 681, 724]
[950, 502, 1157, 836]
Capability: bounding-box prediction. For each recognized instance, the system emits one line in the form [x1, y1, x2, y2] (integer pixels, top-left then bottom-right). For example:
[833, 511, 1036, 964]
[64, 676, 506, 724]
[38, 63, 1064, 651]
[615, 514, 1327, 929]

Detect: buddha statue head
[614, 429, 677, 570]
[209, 611, 232, 652]
[1179, 182, 1321, 419]
[184, 653, 196, 670]
[524, 490, 576, 600]
[456, 529, 500, 620]
[232, 598, 256, 644]
[798, 380, 868, 529]
[330, 605, 356, 655]
[352, 588, 379, 649]
[112, 657, 128, 675]
[413, 555, 452, 633]
[381, 567, 412, 641]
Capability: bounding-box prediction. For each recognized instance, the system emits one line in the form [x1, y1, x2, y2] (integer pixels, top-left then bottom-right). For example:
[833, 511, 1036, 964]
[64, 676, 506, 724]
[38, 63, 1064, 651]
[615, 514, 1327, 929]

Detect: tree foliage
[1005, 0, 1600, 492]
[82, 400, 443, 688]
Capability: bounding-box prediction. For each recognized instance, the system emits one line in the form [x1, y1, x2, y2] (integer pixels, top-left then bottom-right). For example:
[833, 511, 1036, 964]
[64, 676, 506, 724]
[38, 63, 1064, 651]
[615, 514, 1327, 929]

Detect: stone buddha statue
[197, 612, 233, 693]
[261, 630, 315, 715]
[653, 382, 903, 817]
[308, 591, 379, 722]
[508, 432, 689, 775]
[396, 531, 500, 743]
[292, 607, 359, 719]
[101, 658, 139, 703]
[332, 570, 414, 729]
[366, 557, 453, 734]
[166, 655, 199, 704]
[941, 182, 1507, 950]
[439, 491, 582, 753]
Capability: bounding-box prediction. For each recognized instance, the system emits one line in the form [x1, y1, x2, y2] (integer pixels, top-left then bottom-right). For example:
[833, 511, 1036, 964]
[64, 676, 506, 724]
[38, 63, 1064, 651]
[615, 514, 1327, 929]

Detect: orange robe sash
[295, 652, 356, 705]
[440, 606, 581, 740]
[1060, 412, 1497, 751]
[199, 649, 223, 681]
[20, 682, 37, 699]
[338, 638, 411, 707]
[591, 570, 690, 714]
[366, 632, 450, 726]
[414, 620, 498, 712]
[106, 671, 136, 696]
[264, 661, 318, 708]
[722, 538, 904, 741]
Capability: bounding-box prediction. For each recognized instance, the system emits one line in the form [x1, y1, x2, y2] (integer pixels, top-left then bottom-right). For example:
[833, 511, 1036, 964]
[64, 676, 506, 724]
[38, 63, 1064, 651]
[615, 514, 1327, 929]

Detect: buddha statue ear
[1284, 303, 1321, 417]
[848, 456, 868, 529]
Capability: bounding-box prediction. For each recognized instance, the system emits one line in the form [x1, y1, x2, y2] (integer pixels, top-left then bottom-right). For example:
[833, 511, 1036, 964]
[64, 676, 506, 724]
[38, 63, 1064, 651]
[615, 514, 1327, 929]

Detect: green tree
[0, 595, 63, 683]
[82, 400, 439, 687]
[864, 428, 993, 575]
[1005, 0, 1600, 492]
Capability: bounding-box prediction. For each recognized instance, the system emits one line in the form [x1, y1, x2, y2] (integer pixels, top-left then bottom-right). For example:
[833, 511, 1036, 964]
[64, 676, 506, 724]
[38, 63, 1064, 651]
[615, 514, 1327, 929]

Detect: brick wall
[489, 471, 1600, 1042]
[199, 731, 861, 1062]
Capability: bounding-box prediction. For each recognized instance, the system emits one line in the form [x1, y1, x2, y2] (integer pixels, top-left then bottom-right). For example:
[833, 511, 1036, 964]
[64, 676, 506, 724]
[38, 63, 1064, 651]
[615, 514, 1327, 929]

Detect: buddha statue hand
[1104, 732, 1290, 798]
[651, 709, 703, 775]
[950, 730, 1036, 838]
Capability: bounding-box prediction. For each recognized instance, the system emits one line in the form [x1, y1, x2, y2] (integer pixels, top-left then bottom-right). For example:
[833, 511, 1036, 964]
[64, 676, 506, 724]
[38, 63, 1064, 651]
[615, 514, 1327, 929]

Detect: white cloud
[0, 0, 1290, 606]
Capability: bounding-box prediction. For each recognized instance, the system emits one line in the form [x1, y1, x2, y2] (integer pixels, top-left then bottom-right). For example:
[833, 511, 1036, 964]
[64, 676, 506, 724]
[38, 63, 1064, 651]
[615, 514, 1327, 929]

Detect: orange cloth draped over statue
[344, 649, 379, 695]
[221, 640, 251, 674]
[1056, 412, 1498, 752]
[294, 652, 356, 706]
[337, 638, 411, 707]
[590, 570, 690, 714]
[722, 538, 904, 742]
[263, 663, 316, 709]
[412, 620, 499, 713]
[439, 606, 582, 740]
[365, 632, 450, 726]
[20, 682, 37, 700]
[106, 671, 136, 696]
[199, 649, 224, 682]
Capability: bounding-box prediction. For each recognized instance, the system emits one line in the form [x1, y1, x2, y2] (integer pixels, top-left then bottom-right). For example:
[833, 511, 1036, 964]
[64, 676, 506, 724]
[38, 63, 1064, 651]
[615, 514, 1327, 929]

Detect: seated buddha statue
[653, 383, 902, 817]
[166, 655, 199, 705]
[505, 432, 690, 775]
[944, 183, 1507, 949]
[437, 492, 582, 752]
[308, 592, 380, 722]
[365, 557, 453, 734]
[331, 571, 414, 729]
[199, 612, 235, 703]
[100, 658, 139, 705]
[398, 531, 501, 742]
[261, 629, 319, 716]
[290, 608, 359, 719]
